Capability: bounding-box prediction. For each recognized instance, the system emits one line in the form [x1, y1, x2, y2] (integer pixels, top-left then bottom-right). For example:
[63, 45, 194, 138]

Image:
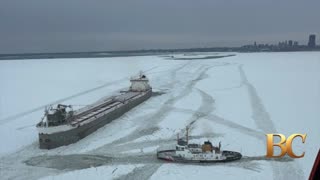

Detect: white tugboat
[157, 127, 242, 163]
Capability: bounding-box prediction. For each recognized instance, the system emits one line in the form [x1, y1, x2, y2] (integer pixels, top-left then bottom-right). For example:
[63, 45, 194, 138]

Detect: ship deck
[69, 91, 142, 126]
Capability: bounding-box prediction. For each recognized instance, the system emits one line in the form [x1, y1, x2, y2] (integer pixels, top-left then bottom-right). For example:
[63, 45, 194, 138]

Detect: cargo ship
[157, 127, 242, 163]
[37, 72, 152, 149]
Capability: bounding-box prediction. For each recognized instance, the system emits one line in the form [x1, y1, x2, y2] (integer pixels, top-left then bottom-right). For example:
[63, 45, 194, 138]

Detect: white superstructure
[129, 71, 151, 92]
[172, 141, 226, 161]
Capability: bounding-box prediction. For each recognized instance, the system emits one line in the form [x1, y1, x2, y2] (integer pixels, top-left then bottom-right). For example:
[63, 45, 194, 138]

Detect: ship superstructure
[37, 72, 152, 149]
[157, 127, 242, 163]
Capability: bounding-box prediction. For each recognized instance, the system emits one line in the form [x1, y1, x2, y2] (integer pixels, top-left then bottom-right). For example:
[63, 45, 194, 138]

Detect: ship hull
[38, 90, 152, 149]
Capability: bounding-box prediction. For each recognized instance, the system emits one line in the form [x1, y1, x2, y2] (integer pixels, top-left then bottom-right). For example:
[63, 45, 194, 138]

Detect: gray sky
[0, 0, 319, 53]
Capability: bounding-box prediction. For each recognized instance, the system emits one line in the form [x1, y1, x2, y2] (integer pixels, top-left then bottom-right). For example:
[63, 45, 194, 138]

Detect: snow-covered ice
[0, 52, 319, 180]
[39, 164, 144, 180]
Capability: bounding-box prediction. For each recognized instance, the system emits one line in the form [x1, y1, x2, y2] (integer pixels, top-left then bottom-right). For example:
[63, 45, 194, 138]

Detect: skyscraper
[308, 34, 316, 48]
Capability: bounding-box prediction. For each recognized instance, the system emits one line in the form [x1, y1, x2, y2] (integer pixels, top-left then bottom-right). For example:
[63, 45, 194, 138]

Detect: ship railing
[69, 91, 145, 126]
[70, 98, 115, 120]
[70, 101, 122, 126]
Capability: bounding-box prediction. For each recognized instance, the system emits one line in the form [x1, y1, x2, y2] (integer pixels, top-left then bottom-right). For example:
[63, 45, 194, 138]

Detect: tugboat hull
[157, 150, 242, 163]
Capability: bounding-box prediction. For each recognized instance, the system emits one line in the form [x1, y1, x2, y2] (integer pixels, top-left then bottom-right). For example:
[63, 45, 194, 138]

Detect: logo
[266, 133, 307, 158]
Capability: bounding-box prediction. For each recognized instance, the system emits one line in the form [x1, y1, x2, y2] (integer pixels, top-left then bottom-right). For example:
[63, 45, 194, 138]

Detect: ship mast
[186, 126, 189, 144]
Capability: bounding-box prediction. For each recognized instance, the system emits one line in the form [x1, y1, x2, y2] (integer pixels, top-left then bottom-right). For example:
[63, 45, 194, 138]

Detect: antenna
[186, 126, 189, 144]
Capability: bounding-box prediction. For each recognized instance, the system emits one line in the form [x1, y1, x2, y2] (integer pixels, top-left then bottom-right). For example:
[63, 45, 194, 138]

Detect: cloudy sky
[0, 0, 319, 53]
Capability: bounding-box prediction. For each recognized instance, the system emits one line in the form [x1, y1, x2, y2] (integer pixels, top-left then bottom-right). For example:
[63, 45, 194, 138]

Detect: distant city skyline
[0, 0, 319, 53]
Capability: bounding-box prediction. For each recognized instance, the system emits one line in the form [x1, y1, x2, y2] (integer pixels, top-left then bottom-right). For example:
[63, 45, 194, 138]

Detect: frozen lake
[0, 52, 319, 180]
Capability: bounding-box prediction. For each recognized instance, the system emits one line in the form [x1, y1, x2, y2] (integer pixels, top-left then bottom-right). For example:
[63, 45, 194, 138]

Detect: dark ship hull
[38, 89, 152, 149]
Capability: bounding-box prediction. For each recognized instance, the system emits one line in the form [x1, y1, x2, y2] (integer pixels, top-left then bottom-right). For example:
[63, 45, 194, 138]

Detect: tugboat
[157, 127, 242, 163]
[37, 72, 152, 149]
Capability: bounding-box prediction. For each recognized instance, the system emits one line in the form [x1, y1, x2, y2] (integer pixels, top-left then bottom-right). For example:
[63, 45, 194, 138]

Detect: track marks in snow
[239, 65, 303, 180]
[116, 164, 161, 180]
[179, 88, 215, 136]
[171, 108, 264, 139]
[0, 77, 129, 124]
[239, 65, 276, 133]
